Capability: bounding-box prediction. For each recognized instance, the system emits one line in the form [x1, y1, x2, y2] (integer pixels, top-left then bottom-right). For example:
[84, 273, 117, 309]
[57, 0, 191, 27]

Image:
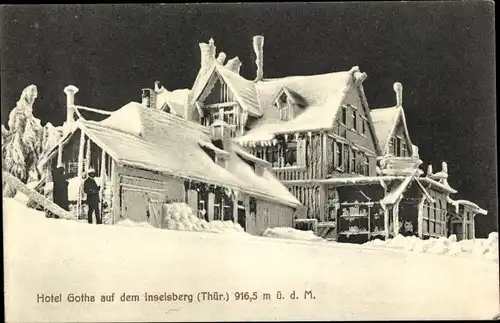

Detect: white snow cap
[253, 35, 264, 81]
[394, 82, 403, 107]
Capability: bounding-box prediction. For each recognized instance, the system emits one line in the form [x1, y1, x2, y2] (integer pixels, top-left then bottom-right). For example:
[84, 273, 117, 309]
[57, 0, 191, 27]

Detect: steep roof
[156, 88, 191, 118]
[40, 103, 300, 208]
[370, 106, 413, 155]
[190, 63, 261, 116]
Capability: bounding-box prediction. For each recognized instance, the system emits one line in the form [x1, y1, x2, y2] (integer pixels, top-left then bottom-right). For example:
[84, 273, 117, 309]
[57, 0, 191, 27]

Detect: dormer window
[273, 87, 307, 122]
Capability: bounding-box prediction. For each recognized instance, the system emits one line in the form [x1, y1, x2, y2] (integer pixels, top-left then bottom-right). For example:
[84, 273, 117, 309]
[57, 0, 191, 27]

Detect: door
[148, 200, 164, 228]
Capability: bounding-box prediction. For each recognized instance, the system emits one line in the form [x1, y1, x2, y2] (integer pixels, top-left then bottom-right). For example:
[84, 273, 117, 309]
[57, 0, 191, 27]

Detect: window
[402, 142, 407, 157]
[353, 112, 358, 131]
[362, 119, 367, 135]
[223, 108, 235, 125]
[266, 146, 279, 166]
[364, 155, 370, 175]
[343, 145, 350, 173]
[335, 141, 343, 168]
[280, 105, 290, 121]
[341, 106, 347, 125]
[351, 149, 356, 173]
[395, 137, 402, 157]
[285, 141, 297, 166]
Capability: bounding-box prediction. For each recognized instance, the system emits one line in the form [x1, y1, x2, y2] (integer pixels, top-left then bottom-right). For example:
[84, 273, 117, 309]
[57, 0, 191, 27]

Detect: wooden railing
[272, 166, 308, 181]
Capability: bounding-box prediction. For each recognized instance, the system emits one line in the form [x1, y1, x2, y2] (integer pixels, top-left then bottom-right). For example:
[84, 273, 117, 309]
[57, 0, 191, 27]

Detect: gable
[333, 84, 380, 156]
[387, 114, 413, 156]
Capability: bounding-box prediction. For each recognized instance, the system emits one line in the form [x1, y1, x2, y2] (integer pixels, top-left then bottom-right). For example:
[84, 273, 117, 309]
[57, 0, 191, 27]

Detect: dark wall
[1, 3, 496, 236]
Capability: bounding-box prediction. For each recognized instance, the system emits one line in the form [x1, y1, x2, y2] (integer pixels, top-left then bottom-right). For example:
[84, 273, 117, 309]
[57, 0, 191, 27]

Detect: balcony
[272, 166, 307, 181]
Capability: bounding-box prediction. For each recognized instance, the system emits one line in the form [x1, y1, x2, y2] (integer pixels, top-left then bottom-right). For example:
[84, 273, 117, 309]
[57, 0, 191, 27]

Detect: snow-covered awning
[447, 197, 488, 216]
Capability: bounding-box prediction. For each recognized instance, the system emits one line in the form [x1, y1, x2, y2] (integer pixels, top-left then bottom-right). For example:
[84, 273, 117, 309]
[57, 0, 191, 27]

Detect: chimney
[225, 57, 242, 74]
[427, 164, 433, 176]
[154, 80, 166, 93]
[141, 88, 157, 109]
[216, 52, 227, 65]
[63, 85, 79, 123]
[393, 82, 403, 107]
[253, 35, 264, 82]
[199, 38, 217, 72]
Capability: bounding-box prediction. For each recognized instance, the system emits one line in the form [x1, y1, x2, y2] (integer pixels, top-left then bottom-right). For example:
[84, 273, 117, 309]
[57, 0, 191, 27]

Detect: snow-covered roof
[370, 106, 413, 156]
[40, 103, 300, 208]
[234, 68, 359, 144]
[190, 63, 261, 116]
[447, 197, 488, 215]
[155, 88, 190, 118]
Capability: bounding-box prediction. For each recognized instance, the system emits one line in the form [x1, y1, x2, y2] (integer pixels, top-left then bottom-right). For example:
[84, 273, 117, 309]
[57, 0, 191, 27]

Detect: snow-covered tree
[2, 85, 62, 185]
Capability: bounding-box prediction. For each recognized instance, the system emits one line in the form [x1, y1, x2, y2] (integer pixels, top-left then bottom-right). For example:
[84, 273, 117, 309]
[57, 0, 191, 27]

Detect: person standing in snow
[52, 166, 69, 216]
[84, 168, 101, 224]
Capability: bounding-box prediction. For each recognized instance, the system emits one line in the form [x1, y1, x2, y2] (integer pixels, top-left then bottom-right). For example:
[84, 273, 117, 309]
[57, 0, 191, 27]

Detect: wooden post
[233, 191, 239, 225]
[57, 144, 63, 167]
[319, 184, 325, 222]
[368, 204, 371, 238]
[77, 131, 85, 178]
[417, 197, 426, 238]
[76, 131, 85, 219]
[471, 212, 476, 239]
[208, 192, 215, 221]
[111, 160, 119, 224]
[85, 137, 91, 172]
[393, 200, 400, 236]
[462, 207, 467, 240]
[382, 203, 389, 239]
[322, 132, 327, 178]
[99, 150, 106, 223]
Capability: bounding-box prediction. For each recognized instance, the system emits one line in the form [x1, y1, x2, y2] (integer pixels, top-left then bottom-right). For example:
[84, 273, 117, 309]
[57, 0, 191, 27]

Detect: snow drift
[365, 234, 499, 262]
[263, 227, 326, 242]
[162, 202, 245, 234]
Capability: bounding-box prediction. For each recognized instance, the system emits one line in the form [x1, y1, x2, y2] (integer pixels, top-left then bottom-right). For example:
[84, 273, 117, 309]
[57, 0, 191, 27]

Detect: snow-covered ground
[3, 198, 499, 322]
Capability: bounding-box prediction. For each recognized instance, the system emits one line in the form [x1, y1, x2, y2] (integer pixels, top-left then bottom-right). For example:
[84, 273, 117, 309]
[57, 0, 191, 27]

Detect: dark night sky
[1, 3, 496, 236]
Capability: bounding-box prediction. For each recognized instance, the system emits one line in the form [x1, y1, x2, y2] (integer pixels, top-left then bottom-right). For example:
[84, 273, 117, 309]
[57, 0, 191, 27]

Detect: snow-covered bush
[365, 233, 499, 262]
[262, 227, 326, 242]
[162, 202, 245, 234]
